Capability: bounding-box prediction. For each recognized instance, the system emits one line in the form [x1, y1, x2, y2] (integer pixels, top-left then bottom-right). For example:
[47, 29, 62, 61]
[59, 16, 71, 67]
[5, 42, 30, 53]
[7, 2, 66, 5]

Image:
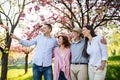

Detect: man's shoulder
[50, 36, 57, 40]
[81, 38, 85, 42]
[36, 33, 43, 37]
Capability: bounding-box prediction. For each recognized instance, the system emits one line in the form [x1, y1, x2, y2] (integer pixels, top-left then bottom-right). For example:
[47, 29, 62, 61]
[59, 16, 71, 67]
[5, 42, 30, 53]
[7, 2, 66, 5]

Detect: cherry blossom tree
[0, 0, 119, 79]
[10, 45, 34, 74]
[0, 0, 47, 78]
[18, 23, 42, 74]
[0, 0, 26, 79]
[30, 0, 120, 31]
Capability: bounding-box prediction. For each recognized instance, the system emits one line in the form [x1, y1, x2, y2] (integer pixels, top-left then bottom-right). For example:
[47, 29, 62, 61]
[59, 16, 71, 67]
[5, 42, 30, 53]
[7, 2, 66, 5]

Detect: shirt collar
[72, 38, 83, 44]
[43, 34, 52, 38]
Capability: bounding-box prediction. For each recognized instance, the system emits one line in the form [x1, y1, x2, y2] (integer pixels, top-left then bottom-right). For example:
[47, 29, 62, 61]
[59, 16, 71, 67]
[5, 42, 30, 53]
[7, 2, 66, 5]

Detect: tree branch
[94, 15, 106, 29]
[61, 0, 80, 26]
[49, 3, 71, 20]
[83, 0, 98, 15]
[13, 0, 26, 32]
[86, 0, 90, 24]
[76, 0, 83, 27]
[0, 38, 5, 43]
[0, 11, 13, 27]
[0, 47, 4, 53]
[0, 0, 8, 5]
[7, 0, 12, 17]
[50, 3, 80, 28]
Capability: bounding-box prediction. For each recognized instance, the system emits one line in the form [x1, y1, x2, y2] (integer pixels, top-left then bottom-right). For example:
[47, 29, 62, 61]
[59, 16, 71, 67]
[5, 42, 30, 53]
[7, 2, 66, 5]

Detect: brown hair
[44, 24, 52, 32]
[58, 35, 70, 48]
[82, 24, 97, 58]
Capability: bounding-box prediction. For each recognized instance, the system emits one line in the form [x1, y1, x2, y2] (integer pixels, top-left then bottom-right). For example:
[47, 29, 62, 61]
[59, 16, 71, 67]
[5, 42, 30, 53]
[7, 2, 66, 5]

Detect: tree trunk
[24, 53, 28, 74]
[0, 33, 11, 80]
[1, 52, 8, 80]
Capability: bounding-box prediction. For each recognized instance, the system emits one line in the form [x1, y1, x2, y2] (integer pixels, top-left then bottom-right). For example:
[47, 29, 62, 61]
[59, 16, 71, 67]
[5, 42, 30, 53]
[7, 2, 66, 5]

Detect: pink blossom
[34, 5, 40, 11]
[66, 0, 72, 3]
[41, 1, 47, 6]
[33, 23, 41, 29]
[0, 25, 9, 30]
[40, 15, 45, 21]
[31, 0, 36, 3]
[29, 7, 32, 13]
[20, 12, 25, 17]
[20, 12, 25, 20]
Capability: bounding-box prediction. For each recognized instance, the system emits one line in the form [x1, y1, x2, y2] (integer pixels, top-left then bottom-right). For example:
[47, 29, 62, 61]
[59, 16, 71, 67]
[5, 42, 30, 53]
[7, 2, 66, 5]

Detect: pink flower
[40, 15, 45, 21]
[31, 0, 36, 3]
[66, 0, 72, 3]
[20, 12, 25, 17]
[0, 25, 9, 30]
[34, 5, 40, 11]
[29, 7, 32, 13]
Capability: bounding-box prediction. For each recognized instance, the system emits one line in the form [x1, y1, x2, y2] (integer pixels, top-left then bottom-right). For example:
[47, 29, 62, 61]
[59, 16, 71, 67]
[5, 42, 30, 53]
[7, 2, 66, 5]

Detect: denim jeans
[58, 70, 67, 80]
[33, 64, 53, 80]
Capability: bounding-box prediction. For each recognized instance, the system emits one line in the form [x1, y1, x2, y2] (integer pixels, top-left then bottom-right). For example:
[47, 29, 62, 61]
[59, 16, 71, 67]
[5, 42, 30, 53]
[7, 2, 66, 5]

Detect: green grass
[8, 68, 32, 80]
[0, 55, 120, 80]
[105, 55, 120, 80]
[7, 64, 33, 80]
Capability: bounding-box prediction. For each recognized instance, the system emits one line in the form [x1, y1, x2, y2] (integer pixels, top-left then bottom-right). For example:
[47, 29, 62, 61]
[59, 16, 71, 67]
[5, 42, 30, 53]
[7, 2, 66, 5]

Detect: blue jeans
[33, 64, 53, 80]
[58, 70, 67, 80]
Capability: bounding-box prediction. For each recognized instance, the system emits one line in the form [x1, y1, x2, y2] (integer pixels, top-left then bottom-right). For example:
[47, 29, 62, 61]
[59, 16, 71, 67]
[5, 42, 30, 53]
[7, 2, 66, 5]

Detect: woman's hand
[96, 65, 105, 71]
[96, 60, 106, 71]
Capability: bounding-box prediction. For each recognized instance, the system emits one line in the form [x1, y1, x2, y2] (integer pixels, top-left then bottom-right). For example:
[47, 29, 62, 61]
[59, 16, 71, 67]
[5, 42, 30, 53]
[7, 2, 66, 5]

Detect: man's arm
[11, 33, 37, 46]
[11, 33, 20, 41]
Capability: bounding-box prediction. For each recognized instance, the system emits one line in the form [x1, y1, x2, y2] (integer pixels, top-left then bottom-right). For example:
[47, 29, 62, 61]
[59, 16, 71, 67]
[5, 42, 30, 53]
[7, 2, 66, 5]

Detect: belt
[71, 63, 88, 65]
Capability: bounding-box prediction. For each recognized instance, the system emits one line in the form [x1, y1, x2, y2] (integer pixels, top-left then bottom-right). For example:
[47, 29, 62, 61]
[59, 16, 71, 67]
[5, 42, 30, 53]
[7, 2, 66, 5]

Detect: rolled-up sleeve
[99, 38, 108, 60]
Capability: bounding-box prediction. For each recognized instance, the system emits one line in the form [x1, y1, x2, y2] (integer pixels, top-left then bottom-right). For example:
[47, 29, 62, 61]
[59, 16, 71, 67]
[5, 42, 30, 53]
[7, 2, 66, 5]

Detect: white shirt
[87, 36, 108, 67]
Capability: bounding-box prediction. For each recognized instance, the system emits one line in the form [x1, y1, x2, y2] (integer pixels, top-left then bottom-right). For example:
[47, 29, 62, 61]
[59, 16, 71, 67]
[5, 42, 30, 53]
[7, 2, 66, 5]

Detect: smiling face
[57, 35, 70, 48]
[42, 25, 51, 35]
[58, 36, 63, 46]
[72, 31, 80, 39]
[82, 27, 90, 38]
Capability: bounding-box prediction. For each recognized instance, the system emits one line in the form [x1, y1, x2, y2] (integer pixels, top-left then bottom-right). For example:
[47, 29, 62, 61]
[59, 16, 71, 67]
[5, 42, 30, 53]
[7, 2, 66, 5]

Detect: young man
[11, 24, 58, 80]
[70, 27, 89, 80]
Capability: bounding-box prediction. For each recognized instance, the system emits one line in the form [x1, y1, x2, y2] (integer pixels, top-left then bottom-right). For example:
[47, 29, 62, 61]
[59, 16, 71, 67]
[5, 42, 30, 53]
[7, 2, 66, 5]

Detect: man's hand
[100, 37, 107, 44]
[10, 33, 20, 41]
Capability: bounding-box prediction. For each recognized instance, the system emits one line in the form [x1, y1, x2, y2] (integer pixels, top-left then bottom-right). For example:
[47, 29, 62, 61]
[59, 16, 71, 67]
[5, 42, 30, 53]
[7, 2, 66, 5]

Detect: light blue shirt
[19, 34, 58, 67]
[70, 38, 89, 63]
[87, 36, 108, 67]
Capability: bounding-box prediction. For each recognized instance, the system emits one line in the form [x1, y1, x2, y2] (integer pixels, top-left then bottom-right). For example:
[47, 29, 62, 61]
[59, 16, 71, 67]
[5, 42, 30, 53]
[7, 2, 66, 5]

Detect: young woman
[82, 25, 108, 80]
[53, 35, 71, 80]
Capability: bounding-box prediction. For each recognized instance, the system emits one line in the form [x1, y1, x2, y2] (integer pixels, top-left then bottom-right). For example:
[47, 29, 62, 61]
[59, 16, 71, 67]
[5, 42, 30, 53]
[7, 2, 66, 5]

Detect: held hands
[10, 33, 20, 41]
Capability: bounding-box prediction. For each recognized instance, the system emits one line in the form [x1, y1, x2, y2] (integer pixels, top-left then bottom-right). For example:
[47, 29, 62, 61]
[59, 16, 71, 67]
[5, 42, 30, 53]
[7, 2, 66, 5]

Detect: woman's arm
[97, 37, 108, 70]
[97, 60, 106, 70]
